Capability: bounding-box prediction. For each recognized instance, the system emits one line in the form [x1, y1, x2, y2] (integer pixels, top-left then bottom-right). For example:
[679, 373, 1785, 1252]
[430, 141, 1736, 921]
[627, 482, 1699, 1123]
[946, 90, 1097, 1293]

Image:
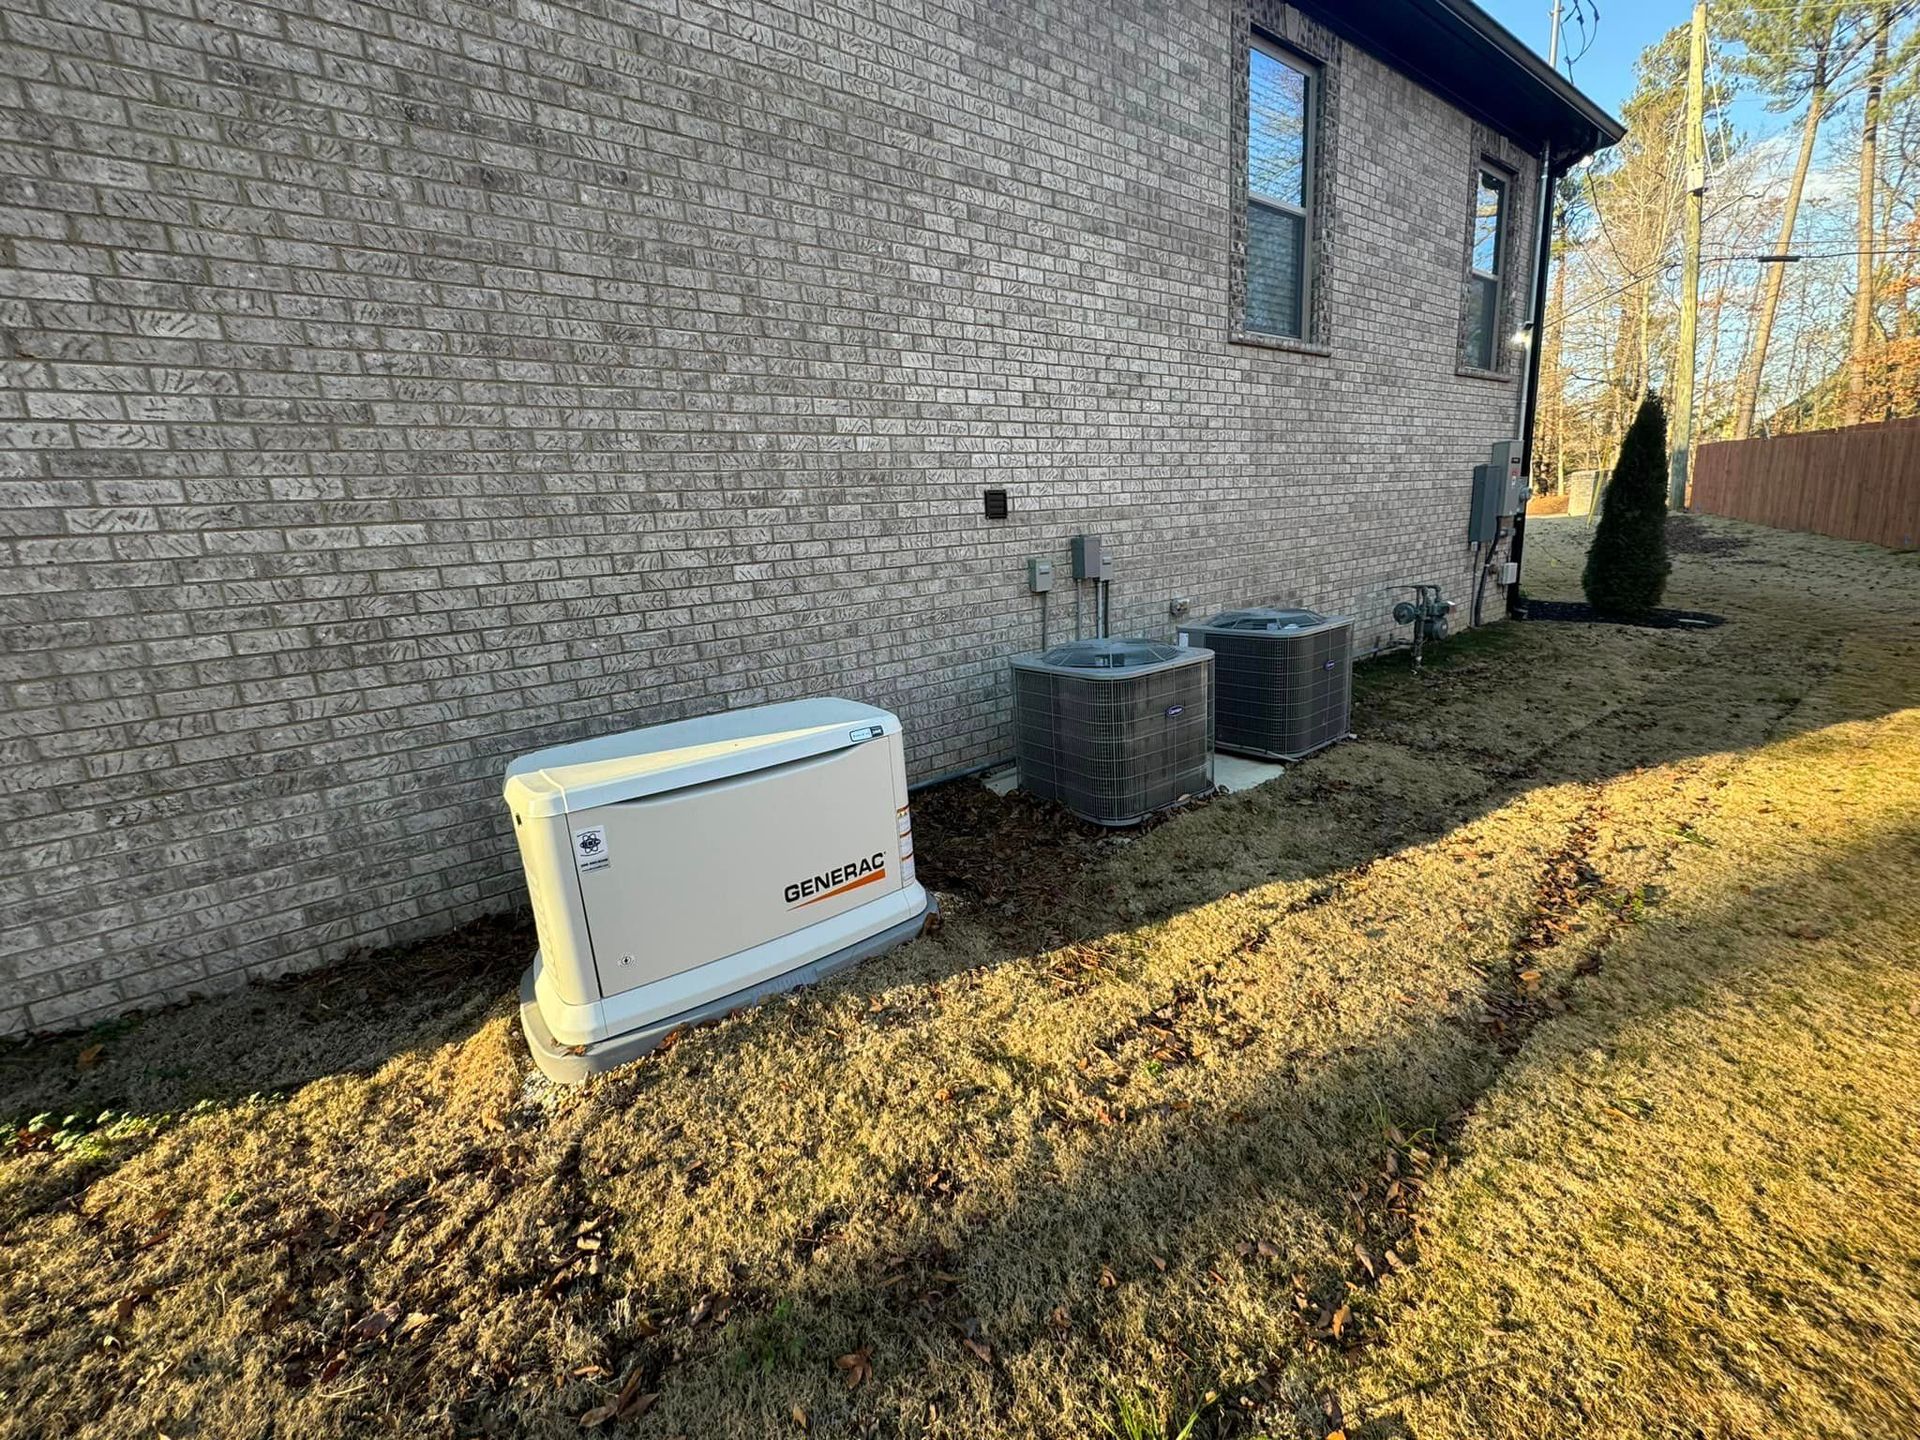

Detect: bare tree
[1849, 4, 1894, 420]
[1724, 2, 1869, 438]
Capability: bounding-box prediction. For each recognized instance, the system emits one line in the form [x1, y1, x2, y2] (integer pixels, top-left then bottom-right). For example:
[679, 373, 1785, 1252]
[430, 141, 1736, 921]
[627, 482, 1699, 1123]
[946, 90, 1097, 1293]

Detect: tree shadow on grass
[594, 811, 1920, 1440]
[0, 674, 1911, 1438]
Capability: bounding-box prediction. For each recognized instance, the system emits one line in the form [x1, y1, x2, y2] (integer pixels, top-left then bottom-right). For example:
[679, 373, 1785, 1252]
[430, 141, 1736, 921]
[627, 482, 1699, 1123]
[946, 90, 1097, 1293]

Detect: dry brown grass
[2, 517, 1916, 1440]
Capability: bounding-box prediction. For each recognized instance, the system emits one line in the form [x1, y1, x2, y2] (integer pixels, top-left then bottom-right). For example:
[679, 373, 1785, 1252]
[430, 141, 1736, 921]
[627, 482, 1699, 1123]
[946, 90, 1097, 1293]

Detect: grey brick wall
[0, 0, 1537, 1033]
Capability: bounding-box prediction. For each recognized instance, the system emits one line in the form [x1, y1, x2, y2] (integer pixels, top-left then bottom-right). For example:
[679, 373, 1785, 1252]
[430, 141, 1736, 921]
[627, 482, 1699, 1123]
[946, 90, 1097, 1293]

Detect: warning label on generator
[572, 826, 610, 873]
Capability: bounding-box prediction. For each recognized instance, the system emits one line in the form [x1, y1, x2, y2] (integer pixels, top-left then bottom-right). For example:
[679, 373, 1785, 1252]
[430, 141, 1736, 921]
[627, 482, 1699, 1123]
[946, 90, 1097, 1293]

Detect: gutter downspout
[1507, 142, 1568, 616]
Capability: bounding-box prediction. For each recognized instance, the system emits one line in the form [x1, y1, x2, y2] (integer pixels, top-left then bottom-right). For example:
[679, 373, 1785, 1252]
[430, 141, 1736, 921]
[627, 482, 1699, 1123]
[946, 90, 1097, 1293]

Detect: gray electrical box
[1070, 534, 1105, 580]
[1489, 438, 1526, 515]
[1027, 557, 1054, 593]
[1468, 462, 1502, 543]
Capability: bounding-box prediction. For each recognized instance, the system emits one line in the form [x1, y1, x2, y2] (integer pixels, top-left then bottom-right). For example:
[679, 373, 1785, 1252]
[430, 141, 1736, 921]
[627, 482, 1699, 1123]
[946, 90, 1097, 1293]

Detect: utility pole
[1668, 0, 1707, 511]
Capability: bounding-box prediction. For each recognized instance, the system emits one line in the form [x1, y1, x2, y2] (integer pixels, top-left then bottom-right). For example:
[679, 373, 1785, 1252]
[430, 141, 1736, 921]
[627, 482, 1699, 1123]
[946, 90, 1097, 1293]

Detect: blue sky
[1481, 0, 1784, 140]
[1482, 0, 1677, 115]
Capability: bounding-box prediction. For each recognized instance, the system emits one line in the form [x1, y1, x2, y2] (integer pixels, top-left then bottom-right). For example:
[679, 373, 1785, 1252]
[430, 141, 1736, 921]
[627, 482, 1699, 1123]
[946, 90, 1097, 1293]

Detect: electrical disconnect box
[1469, 439, 1527, 542]
[1489, 438, 1528, 515]
[1027, 557, 1054, 593]
[1468, 462, 1502, 544]
[1070, 534, 1105, 581]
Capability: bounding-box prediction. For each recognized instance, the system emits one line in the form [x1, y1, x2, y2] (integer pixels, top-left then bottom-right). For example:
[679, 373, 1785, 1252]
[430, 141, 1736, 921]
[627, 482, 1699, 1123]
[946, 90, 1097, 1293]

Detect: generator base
[518, 898, 938, 1084]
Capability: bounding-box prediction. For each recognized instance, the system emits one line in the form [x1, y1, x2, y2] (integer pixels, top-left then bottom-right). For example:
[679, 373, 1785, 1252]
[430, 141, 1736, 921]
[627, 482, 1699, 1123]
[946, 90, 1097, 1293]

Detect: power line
[1711, 244, 1920, 260]
[1560, 0, 1599, 72]
[1551, 243, 1920, 327]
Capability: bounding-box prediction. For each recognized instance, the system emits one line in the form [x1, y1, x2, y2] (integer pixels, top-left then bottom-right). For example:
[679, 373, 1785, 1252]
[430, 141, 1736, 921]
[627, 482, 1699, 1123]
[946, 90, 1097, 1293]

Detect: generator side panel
[512, 808, 599, 1007]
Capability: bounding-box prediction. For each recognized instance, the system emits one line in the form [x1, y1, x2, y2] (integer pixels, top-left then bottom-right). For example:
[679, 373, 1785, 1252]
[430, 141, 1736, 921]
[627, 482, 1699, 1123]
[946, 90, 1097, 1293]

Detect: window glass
[1249, 48, 1308, 207]
[1467, 168, 1507, 369]
[1247, 203, 1305, 338]
[1466, 274, 1498, 370]
[1245, 42, 1313, 339]
[1473, 170, 1505, 276]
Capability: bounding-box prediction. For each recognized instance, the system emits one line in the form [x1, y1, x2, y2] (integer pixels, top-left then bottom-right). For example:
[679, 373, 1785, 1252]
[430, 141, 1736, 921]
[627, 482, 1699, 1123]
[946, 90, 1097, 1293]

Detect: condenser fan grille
[1010, 643, 1214, 826]
[1180, 612, 1353, 762]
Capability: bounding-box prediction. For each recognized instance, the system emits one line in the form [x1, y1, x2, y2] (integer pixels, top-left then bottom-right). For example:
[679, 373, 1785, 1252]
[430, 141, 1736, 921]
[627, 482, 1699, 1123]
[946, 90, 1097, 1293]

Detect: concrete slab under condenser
[980, 755, 1286, 800]
[1212, 753, 1287, 792]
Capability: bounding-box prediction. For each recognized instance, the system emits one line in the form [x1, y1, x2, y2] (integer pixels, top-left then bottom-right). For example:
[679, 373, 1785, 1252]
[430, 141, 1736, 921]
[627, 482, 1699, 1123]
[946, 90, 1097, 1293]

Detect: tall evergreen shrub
[1583, 394, 1673, 617]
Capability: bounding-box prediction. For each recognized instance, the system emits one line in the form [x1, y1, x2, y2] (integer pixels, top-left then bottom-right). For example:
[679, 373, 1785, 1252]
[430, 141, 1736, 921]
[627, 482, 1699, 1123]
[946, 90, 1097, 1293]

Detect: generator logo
[785, 851, 888, 908]
[572, 826, 610, 874]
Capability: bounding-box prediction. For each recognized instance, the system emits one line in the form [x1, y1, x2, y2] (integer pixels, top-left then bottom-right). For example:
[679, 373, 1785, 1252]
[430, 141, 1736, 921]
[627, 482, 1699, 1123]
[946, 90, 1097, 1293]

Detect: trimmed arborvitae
[1583, 394, 1673, 617]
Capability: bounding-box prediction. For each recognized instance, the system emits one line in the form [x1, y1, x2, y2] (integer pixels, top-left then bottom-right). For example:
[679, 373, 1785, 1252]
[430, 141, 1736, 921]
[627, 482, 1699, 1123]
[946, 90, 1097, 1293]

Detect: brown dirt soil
[3, 516, 1917, 1440]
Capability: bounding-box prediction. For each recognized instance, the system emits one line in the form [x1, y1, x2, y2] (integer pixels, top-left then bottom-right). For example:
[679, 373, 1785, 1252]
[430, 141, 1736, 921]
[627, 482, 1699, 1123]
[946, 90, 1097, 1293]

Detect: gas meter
[1393, 586, 1455, 673]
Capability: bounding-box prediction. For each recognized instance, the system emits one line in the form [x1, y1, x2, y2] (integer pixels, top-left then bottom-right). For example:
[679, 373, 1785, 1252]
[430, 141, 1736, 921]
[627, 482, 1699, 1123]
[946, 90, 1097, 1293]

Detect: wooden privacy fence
[1691, 417, 1920, 551]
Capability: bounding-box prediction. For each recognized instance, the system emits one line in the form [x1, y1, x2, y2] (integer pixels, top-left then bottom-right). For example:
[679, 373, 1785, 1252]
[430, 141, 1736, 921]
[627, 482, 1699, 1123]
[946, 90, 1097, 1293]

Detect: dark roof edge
[1290, 0, 1626, 166]
[1431, 0, 1626, 147]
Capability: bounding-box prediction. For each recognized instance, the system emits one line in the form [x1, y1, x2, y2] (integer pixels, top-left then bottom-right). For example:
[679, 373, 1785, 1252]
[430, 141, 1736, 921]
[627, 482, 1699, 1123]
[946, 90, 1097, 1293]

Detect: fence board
[1692, 417, 1920, 551]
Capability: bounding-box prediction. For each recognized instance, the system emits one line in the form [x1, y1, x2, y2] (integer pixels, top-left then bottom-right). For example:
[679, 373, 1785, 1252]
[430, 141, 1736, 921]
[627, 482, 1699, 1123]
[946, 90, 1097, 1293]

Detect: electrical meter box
[1468, 462, 1502, 543]
[1469, 440, 1527, 542]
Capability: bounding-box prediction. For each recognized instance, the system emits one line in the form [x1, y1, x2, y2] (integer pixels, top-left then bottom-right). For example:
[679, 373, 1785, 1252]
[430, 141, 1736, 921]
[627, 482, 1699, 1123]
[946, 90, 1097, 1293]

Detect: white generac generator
[504, 698, 934, 1081]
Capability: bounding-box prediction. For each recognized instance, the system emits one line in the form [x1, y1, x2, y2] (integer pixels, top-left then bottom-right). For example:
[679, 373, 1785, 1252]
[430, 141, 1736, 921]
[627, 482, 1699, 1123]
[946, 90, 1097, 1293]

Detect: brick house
[0, 0, 1621, 1031]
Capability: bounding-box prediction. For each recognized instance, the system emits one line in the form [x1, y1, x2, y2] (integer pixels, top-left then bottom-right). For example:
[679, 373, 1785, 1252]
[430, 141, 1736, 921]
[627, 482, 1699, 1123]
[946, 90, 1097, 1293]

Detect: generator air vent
[1176, 608, 1353, 761]
[1010, 639, 1214, 826]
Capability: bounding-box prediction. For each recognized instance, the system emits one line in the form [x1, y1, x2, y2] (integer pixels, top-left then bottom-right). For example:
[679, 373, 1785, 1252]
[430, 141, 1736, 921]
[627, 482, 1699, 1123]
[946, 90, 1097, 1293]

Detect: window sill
[1230, 331, 1333, 358]
[1455, 364, 1513, 383]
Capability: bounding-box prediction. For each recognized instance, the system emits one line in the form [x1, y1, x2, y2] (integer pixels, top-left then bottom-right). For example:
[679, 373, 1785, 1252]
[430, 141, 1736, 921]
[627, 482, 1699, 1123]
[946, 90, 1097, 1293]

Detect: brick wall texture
[0, 0, 1539, 1032]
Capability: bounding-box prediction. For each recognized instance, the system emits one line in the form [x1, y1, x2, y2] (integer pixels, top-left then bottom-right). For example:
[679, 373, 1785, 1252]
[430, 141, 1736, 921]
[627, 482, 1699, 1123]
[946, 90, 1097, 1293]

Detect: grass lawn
[4, 516, 1917, 1440]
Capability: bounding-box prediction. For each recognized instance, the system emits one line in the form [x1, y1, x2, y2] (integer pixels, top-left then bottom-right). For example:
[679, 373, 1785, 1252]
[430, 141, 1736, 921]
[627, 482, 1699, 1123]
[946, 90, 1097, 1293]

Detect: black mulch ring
[1519, 600, 1726, 630]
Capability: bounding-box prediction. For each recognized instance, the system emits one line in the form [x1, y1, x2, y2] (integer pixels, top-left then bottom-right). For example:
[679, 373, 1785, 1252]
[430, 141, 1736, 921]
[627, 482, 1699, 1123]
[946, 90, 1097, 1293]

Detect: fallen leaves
[580, 1370, 657, 1428]
[77, 1044, 104, 1070]
[346, 1303, 401, 1343]
[111, 1286, 156, 1325]
[836, 1346, 873, 1390]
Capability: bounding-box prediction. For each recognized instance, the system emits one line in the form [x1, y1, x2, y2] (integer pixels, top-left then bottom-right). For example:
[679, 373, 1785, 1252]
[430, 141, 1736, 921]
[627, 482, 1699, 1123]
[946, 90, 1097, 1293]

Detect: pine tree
[1584, 395, 1673, 617]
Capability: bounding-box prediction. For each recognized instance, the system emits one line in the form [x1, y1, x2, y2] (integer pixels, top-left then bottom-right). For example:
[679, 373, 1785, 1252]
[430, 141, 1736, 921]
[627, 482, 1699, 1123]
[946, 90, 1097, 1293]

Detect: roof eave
[1288, 0, 1625, 167]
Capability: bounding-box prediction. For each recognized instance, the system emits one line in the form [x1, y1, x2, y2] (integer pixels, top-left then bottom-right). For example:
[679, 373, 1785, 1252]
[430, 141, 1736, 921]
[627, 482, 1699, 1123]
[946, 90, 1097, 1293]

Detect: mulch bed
[1519, 600, 1726, 630]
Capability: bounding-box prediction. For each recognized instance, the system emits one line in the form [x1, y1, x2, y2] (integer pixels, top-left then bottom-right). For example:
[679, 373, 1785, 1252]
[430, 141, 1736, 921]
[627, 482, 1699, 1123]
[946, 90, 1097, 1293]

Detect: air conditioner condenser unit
[504, 699, 935, 1082]
[1175, 608, 1353, 761]
[1010, 638, 1215, 826]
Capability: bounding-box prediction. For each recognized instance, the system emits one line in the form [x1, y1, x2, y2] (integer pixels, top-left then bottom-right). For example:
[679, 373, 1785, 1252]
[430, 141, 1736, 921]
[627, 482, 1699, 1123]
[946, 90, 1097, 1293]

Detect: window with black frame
[1245, 38, 1315, 341]
[1465, 167, 1507, 370]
